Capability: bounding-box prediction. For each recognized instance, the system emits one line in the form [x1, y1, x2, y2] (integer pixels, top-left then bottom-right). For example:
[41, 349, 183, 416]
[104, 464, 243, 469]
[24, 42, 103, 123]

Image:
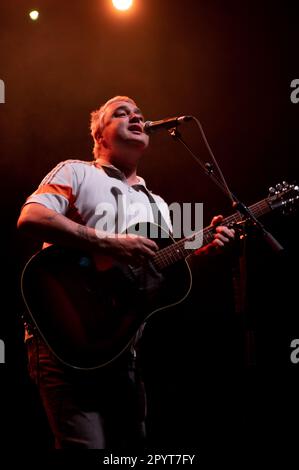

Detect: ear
[96, 131, 106, 149]
[95, 131, 108, 150]
[95, 130, 102, 142]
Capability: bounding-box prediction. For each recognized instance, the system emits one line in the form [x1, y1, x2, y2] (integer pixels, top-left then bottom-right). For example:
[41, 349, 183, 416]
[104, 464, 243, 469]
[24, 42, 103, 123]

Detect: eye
[115, 111, 127, 118]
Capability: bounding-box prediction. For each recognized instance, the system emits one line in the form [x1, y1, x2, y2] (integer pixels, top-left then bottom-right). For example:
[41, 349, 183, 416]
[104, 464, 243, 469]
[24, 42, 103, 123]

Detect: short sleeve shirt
[24, 158, 172, 234]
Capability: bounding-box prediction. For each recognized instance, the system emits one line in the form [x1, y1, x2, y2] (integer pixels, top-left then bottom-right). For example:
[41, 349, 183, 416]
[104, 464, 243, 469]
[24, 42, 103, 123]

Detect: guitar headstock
[268, 181, 299, 214]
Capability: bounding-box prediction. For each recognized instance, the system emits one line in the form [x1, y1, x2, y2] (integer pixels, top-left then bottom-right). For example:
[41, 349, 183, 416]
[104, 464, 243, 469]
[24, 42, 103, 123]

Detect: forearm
[17, 203, 159, 260]
[17, 203, 102, 251]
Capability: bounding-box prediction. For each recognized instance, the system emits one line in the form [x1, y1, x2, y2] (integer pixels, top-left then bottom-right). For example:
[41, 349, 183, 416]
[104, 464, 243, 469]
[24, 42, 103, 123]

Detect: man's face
[99, 100, 149, 153]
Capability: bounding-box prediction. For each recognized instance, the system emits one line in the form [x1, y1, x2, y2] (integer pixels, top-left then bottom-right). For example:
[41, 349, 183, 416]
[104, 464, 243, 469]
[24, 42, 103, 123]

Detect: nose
[129, 113, 142, 123]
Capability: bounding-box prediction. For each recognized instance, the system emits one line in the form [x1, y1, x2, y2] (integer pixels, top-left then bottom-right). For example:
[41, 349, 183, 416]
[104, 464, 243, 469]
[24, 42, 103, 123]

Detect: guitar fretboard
[153, 198, 271, 270]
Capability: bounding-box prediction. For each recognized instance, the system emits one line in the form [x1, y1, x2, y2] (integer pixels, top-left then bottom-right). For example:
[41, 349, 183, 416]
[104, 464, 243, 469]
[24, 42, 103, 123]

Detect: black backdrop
[0, 0, 298, 462]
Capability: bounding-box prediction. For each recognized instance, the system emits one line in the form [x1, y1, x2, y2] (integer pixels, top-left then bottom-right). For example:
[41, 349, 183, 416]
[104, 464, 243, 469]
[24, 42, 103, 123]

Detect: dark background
[0, 0, 298, 461]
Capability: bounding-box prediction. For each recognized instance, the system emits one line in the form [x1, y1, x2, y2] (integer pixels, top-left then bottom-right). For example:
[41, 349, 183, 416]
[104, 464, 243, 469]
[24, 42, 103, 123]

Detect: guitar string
[153, 199, 271, 270]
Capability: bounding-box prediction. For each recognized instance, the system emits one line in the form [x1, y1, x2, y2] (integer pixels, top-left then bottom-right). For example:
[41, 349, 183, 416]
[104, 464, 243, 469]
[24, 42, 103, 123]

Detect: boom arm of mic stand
[168, 127, 284, 253]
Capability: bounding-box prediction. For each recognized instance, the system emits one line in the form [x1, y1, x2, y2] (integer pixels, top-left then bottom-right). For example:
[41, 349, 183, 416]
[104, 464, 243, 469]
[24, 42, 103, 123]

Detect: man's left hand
[195, 214, 235, 256]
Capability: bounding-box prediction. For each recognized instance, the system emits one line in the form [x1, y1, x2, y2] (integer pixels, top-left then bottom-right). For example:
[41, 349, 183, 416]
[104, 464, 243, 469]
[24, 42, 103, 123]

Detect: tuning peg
[268, 187, 275, 194]
[275, 183, 282, 191]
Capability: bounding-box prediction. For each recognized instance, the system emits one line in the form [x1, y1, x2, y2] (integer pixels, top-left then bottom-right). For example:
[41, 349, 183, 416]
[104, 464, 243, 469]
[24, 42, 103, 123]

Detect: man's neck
[97, 155, 139, 185]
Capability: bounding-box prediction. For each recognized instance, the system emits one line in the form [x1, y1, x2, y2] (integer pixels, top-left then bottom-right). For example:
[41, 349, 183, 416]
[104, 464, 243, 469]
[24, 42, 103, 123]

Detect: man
[17, 95, 234, 449]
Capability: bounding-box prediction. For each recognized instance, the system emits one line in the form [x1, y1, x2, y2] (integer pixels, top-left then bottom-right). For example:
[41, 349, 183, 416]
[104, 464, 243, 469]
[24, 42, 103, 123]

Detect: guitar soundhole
[78, 256, 91, 268]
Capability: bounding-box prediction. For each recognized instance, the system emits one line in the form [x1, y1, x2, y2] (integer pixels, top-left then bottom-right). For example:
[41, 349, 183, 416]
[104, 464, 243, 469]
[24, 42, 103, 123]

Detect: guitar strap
[132, 184, 171, 234]
[130, 184, 171, 353]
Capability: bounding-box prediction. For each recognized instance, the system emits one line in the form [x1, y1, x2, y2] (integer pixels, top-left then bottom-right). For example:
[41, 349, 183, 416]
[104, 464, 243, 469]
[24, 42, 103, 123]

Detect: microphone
[143, 115, 192, 134]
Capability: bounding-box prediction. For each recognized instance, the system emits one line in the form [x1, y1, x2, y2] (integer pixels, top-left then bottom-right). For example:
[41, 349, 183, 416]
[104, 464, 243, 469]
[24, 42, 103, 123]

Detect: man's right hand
[99, 233, 159, 262]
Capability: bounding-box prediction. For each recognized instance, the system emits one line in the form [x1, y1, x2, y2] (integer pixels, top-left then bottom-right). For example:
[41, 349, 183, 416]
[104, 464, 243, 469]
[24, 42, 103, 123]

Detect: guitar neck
[153, 197, 272, 270]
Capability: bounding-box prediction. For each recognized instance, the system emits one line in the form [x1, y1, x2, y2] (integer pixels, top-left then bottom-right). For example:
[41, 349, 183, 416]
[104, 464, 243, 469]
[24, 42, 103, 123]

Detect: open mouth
[128, 124, 143, 133]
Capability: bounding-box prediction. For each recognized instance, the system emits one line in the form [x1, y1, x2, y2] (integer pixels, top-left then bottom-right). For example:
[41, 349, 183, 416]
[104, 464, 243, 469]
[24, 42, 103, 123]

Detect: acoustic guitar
[21, 182, 298, 369]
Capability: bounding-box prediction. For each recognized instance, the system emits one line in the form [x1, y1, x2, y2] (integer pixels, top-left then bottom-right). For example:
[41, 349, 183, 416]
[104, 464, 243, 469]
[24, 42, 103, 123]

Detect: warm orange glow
[112, 0, 133, 11]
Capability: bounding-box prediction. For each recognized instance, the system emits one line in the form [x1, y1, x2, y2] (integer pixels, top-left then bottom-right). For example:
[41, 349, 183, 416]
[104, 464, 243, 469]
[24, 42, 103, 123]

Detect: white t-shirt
[25, 158, 172, 234]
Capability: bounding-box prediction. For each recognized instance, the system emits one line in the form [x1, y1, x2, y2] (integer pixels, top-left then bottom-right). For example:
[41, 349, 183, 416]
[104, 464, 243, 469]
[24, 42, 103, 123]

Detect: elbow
[17, 203, 54, 241]
[17, 209, 45, 250]
[17, 206, 41, 236]
[17, 213, 34, 235]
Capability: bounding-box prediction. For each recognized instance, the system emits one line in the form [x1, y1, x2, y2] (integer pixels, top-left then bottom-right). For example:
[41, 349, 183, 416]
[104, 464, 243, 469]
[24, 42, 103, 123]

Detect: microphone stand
[168, 126, 284, 253]
[168, 124, 283, 367]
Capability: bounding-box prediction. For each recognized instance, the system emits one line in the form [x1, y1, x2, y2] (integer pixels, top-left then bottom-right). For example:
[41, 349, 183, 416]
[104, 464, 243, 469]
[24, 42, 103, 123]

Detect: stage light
[29, 10, 39, 21]
[112, 0, 133, 11]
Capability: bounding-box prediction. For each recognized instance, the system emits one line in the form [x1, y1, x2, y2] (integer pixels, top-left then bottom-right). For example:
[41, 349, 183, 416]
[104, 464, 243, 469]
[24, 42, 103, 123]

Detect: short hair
[90, 95, 136, 160]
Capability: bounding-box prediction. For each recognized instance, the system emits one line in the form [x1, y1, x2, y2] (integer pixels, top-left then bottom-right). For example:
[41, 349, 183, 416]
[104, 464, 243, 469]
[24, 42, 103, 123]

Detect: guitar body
[21, 222, 192, 369]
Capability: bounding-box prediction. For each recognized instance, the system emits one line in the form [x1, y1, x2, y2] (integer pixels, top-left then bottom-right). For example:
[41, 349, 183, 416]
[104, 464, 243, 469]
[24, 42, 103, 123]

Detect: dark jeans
[26, 335, 147, 449]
